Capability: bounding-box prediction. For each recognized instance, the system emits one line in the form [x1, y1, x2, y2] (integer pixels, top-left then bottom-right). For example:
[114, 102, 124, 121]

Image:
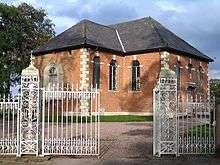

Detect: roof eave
[32, 43, 124, 56]
[164, 47, 214, 62]
[33, 44, 213, 63]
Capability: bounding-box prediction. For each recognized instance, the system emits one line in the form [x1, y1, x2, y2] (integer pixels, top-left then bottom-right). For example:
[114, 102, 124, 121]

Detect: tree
[0, 3, 55, 95]
[210, 79, 220, 104]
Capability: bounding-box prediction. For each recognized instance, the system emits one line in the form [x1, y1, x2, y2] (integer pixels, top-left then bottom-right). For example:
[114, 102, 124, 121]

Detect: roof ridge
[115, 29, 125, 52]
[109, 17, 149, 26]
[83, 20, 87, 43]
[148, 18, 167, 47]
[81, 19, 116, 30]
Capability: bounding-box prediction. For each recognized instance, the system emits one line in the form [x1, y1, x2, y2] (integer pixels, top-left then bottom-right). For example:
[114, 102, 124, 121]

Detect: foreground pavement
[51, 157, 220, 165]
[1, 156, 220, 165]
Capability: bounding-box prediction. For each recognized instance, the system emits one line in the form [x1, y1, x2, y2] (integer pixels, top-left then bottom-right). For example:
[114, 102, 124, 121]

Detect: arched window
[188, 63, 193, 79]
[187, 86, 194, 102]
[43, 63, 63, 89]
[197, 66, 204, 86]
[93, 56, 100, 89]
[131, 60, 140, 91]
[109, 60, 117, 90]
[176, 61, 181, 90]
[188, 63, 193, 74]
[49, 66, 58, 86]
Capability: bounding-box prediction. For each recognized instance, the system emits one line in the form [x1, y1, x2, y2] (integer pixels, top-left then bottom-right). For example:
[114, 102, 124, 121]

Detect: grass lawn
[186, 124, 214, 137]
[100, 115, 152, 122]
[43, 115, 153, 123]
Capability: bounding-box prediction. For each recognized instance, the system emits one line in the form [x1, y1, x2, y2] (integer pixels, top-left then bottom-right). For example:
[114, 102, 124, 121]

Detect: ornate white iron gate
[0, 60, 100, 156]
[153, 52, 216, 157]
[178, 94, 216, 154]
[41, 85, 100, 155]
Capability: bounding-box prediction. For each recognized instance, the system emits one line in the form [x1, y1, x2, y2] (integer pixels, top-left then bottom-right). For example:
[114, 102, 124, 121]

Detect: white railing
[0, 95, 19, 155]
[178, 100, 215, 154]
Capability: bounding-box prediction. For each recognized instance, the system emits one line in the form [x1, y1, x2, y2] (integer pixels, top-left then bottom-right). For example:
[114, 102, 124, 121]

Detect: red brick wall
[169, 53, 208, 101]
[34, 49, 209, 114]
[34, 49, 81, 86]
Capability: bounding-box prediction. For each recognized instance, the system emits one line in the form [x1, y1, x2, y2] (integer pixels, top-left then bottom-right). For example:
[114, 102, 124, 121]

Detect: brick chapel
[33, 17, 213, 116]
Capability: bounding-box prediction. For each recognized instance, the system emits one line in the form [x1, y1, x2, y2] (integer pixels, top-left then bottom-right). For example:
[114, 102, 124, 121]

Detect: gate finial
[161, 51, 169, 69]
[160, 51, 176, 78]
[21, 51, 39, 76]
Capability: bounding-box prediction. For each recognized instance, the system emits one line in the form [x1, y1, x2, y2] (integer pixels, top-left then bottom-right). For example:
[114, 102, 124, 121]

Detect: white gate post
[153, 51, 178, 157]
[18, 56, 40, 156]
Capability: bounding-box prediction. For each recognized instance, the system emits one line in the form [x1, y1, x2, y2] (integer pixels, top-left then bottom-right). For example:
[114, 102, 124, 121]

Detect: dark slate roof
[33, 17, 213, 62]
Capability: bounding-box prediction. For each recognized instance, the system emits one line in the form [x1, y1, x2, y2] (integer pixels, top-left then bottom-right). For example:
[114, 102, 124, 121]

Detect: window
[176, 61, 181, 90]
[48, 66, 58, 86]
[43, 63, 63, 89]
[188, 63, 193, 79]
[131, 60, 140, 91]
[188, 63, 193, 74]
[109, 60, 117, 90]
[197, 66, 204, 86]
[93, 56, 100, 89]
[187, 87, 194, 102]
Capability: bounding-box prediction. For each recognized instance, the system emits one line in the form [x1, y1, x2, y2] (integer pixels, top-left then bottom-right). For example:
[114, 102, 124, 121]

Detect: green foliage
[0, 3, 55, 95]
[210, 80, 220, 104]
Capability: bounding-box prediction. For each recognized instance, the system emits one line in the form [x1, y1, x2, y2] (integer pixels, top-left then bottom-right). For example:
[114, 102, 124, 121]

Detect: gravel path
[99, 122, 153, 159]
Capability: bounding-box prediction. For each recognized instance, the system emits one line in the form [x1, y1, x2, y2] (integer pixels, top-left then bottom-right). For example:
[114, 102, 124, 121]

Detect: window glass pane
[198, 67, 204, 86]
[187, 87, 193, 102]
[176, 62, 181, 90]
[93, 57, 100, 88]
[188, 63, 192, 74]
[109, 60, 117, 90]
[49, 66, 58, 86]
[132, 60, 140, 91]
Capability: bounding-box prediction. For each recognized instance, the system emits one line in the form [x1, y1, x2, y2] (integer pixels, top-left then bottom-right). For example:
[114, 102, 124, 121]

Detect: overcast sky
[2, 0, 220, 79]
